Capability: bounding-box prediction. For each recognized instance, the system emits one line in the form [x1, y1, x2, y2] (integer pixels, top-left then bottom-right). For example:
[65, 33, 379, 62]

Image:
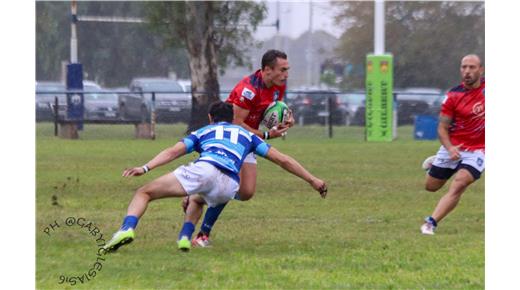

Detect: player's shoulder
[444, 83, 466, 101]
[234, 71, 261, 89]
[231, 73, 261, 101]
[247, 70, 264, 90]
[191, 123, 217, 137]
[448, 83, 466, 94]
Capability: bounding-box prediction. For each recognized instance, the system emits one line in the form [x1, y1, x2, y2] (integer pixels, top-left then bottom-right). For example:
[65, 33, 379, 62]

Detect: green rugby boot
[177, 236, 191, 252]
[103, 228, 135, 253]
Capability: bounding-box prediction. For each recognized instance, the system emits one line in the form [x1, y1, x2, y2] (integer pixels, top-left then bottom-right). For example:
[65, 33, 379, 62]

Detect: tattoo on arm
[439, 115, 452, 124]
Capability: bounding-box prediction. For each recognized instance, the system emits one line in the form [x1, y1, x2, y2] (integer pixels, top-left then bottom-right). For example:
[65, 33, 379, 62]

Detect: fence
[36, 89, 442, 139]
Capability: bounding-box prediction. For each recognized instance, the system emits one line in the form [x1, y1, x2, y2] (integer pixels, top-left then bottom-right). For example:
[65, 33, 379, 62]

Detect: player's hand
[282, 109, 295, 128]
[268, 125, 289, 139]
[310, 178, 327, 198]
[447, 144, 462, 160]
[122, 167, 146, 177]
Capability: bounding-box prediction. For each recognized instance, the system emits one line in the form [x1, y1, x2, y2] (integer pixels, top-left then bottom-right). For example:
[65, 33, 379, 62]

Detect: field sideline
[36, 123, 484, 289]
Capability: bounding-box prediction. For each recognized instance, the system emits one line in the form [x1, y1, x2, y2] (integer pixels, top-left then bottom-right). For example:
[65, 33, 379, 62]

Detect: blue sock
[200, 202, 228, 235]
[426, 216, 438, 227]
[178, 222, 195, 240]
[121, 215, 139, 230]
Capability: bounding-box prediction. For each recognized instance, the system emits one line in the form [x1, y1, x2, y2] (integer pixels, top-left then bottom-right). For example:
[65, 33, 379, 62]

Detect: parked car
[352, 88, 444, 126]
[119, 90, 146, 122]
[177, 79, 192, 93]
[353, 100, 366, 126]
[395, 87, 444, 125]
[83, 80, 101, 89]
[82, 84, 119, 121]
[121, 78, 191, 123]
[336, 91, 366, 126]
[290, 90, 350, 126]
[35, 81, 66, 122]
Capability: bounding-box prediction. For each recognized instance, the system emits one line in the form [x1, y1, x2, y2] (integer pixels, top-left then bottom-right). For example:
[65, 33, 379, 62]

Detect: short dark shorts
[429, 162, 482, 180]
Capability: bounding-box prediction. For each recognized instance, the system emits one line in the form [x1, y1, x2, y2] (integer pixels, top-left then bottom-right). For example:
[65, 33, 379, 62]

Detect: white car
[177, 79, 192, 93]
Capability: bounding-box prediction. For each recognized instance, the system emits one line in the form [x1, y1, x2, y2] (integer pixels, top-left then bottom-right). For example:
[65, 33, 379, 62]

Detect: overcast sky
[254, 0, 343, 40]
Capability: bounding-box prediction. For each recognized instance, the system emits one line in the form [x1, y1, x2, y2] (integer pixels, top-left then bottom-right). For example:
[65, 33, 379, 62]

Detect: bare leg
[424, 174, 448, 192]
[431, 169, 475, 223]
[237, 162, 257, 201]
[127, 173, 187, 217]
[184, 195, 206, 225]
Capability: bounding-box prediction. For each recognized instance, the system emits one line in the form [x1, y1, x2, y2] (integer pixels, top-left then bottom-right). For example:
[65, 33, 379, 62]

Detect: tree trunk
[185, 1, 220, 133]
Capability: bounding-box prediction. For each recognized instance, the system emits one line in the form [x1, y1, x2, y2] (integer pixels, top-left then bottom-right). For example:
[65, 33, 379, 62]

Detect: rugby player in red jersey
[189, 50, 296, 246]
[421, 54, 485, 235]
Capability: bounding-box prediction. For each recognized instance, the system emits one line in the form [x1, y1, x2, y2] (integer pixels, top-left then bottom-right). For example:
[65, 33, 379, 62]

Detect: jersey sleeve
[227, 82, 256, 111]
[251, 134, 271, 157]
[440, 93, 455, 119]
[182, 133, 199, 153]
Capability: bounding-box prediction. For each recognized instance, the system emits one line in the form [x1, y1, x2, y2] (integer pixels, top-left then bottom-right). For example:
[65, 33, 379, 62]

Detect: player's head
[261, 49, 289, 88]
[208, 101, 233, 123]
[460, 54, 484, 88]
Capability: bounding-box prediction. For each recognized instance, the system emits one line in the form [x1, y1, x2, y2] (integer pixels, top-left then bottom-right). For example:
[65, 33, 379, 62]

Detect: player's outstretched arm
[265, 147, 327, 198]
[122, 142, 187, 177]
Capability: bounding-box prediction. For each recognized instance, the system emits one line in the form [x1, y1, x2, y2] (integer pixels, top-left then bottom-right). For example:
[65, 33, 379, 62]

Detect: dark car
[336, 91, 366, 126]
[36, 81, 66, 122]
[350, 88, 444, 126]
[118, 88, 146, 122]
[122, 78, 191, 123]
[290, 90, 350, 126]
[396, 88, 444, 125]
[83, 84, 119, 121]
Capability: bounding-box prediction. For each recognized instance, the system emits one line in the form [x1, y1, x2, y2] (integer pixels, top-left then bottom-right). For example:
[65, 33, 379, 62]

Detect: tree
[333, 1, 484, 90]
[145, 1, 267, 132]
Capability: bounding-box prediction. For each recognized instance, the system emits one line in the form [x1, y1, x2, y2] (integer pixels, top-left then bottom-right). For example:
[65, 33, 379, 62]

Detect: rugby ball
[261, 101, 289, 129]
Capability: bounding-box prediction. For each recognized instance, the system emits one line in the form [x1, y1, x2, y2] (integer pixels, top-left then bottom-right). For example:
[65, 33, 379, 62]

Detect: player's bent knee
[424, 180, 444, 192]
[135, 184, 158, 201]
[237, 189, 255, 201]
[425, 184, 440, 192]
[135, 187, 150, 198]
[424, 175, 446, 192]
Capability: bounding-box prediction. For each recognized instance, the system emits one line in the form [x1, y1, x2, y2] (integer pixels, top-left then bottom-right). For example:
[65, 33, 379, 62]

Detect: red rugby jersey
[226, 69, 285, 129]
[440, 79, 485, 151]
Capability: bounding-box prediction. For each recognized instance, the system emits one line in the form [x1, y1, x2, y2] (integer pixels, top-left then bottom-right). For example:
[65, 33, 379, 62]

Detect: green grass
[36, 123, 484, 289]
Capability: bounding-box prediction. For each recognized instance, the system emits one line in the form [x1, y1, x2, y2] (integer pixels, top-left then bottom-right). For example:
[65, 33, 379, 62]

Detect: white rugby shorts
[173, 162, 239, 207]
[432, 146, 485, 172]
[243, 152, 257, 164]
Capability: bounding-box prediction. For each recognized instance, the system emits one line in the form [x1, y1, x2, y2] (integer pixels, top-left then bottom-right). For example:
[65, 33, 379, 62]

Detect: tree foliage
[145, 1, 267, 131]
[145, 1, 266, 75]
[333, 1, 484, 90]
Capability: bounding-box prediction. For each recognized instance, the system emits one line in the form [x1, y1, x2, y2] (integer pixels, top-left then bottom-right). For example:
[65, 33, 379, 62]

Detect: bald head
[460, 54, 484, 88]
[461, 54, 482, 67]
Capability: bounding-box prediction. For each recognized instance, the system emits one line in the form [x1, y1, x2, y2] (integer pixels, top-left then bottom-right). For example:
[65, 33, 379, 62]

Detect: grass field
[36, 123, 484, 289]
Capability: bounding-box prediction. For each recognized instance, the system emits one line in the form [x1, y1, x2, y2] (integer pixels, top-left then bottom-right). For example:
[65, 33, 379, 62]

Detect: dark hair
[208, 101, 233, 123]
[261, 49, 287, 70]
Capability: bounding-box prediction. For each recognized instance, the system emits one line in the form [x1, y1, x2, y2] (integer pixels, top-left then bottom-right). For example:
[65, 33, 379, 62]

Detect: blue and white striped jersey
[182, 122, 271, 182]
